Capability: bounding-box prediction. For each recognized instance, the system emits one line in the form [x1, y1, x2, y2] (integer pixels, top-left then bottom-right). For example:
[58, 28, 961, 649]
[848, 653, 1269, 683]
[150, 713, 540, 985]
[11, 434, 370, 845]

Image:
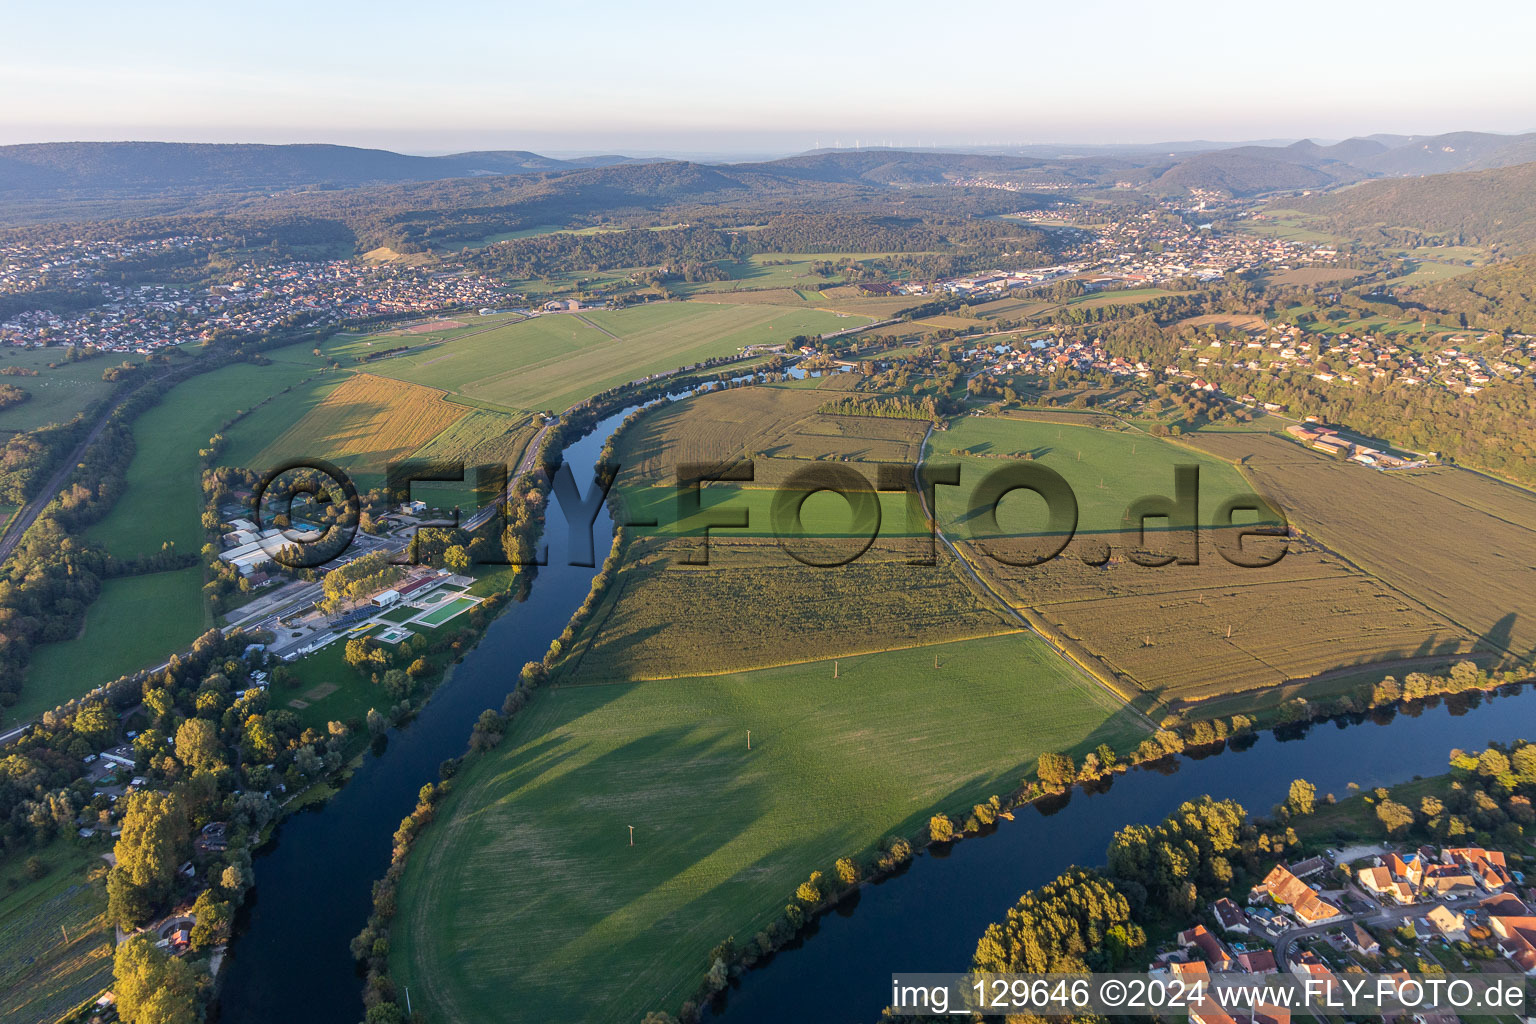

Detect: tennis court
[413, 595, 478, 627]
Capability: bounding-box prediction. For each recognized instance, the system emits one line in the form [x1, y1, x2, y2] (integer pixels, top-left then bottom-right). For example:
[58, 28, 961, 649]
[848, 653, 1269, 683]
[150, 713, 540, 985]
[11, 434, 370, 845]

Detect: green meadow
[391, 632, 1146, 1024]
[932, 415, 1270, 538]
[85, 355, 320, 559]
[18, 566, 207, 720]
[0, 349, 118, 432]
[334, 302, 867, 413]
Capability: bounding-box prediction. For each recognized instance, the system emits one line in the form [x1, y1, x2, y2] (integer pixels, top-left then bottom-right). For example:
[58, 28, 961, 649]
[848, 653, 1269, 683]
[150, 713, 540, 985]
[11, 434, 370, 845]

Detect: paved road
[461, 420, 553, 532]
[1273, 891, 1485, 967]
[0, 400, 124, 564]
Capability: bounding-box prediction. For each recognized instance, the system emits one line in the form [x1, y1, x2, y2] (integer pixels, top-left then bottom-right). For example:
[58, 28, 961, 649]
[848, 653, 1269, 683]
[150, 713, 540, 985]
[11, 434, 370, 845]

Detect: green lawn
[17, 567, 207, 720]
[273, 641, 384, 733]
[391, 632, 1146, 1023]
[0, 841, 115, 1024]
[331, 302, 868, 413]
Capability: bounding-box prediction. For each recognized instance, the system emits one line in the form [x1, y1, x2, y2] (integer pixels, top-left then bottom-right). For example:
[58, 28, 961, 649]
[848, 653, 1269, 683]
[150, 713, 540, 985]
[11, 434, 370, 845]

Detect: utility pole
[628, 825, 635, 847]
[834, 659, 839, 678]
[747, 730, 751, 751]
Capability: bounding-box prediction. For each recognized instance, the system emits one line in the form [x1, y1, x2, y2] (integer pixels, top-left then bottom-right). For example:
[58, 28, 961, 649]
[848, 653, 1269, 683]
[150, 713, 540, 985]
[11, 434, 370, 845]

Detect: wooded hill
[1292, 161, 1536, 251]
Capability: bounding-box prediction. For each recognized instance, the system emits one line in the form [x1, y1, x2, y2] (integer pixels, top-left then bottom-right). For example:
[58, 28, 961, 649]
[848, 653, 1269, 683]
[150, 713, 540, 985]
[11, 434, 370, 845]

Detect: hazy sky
[5, 0, 1534, 156]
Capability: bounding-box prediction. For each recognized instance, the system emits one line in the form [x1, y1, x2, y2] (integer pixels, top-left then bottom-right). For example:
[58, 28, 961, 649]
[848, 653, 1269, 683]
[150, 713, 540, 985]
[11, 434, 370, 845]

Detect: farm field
[1259, 266, 1364, 287]
[928, 417, 1485, 710]
[390, 632, 1146, 1024]
[608, 383, 937, 544]
[1179, 431, 1536, 663]
[255, 373, 465, 476]
[19, 566, 208, 720]
[326, 302, 868, 413]
[0, 843, 114, 1024]
[1237, 209, 1344, 244]
[933, 414, 1269, 538]
[566, 539, 1013, 681]
[675, 252, 928, 297]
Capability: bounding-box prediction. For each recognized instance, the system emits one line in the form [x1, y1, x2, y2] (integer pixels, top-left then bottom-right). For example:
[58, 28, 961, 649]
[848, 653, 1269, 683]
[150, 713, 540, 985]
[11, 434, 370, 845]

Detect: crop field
[0, 349, 117, 432]
[0, 844, 113, 1024]
[1067, 287, 1180, 310]
[612, 385, 842, 480]
[390, 632, 1147, 1024]
[255, 373, 465, 476]
[565, 539, 1012, 681]
[1035, 558, 1479, 702]
[1259, 267, 1364, 287]
[1181, 432, 1536, 663]
[608, 384, 936, 545]
[409, 408, 538, 469]
[928, 417, 1487, 709]
[1173, 314, 1270, 334]
[330, 302, 867, 413]
[20, 566, 208, 720]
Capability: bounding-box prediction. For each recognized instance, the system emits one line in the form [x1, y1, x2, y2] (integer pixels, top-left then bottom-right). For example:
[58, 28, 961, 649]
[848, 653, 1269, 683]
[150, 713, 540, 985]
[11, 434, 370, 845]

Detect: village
[0, 234, 511, 352]
[1151, 842, 1536, 1024]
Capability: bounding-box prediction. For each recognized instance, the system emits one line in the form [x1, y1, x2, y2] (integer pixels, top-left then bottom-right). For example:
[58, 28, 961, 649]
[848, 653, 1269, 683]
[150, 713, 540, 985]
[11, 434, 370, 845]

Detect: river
[219, 389, 1532, 1024]
[713, 688, 1536, 1023]
[216, 405, 628, 1024]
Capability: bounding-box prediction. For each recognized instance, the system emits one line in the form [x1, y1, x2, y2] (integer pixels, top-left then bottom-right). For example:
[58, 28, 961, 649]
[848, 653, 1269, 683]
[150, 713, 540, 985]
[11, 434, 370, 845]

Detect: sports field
[413, 594, 477, 627]
[19, 566, 208, 720]
[327, 302, 868, 412]
[390, 633, 1146, 1024]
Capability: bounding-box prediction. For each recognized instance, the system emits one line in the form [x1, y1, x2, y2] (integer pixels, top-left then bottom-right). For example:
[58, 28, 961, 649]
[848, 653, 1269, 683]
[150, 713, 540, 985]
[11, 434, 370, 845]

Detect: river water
[714, 688, 1536, 1023]
[218, 392, 1535, 1024]
[217, 407, 626, 1024]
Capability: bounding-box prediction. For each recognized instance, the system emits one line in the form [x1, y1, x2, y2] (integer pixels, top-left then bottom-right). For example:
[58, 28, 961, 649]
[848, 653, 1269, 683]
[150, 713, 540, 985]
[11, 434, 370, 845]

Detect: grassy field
[0, 841, 114, 1024]
[18, 566, 208, 720]
[1239, 209, 1344, 244]
[0, 349, 119, 432]
[933, 414, 1264, 537]
[391, 633, 1146, 1024]
[85, 355, 319, 559]
[326, 302, 868, 413]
